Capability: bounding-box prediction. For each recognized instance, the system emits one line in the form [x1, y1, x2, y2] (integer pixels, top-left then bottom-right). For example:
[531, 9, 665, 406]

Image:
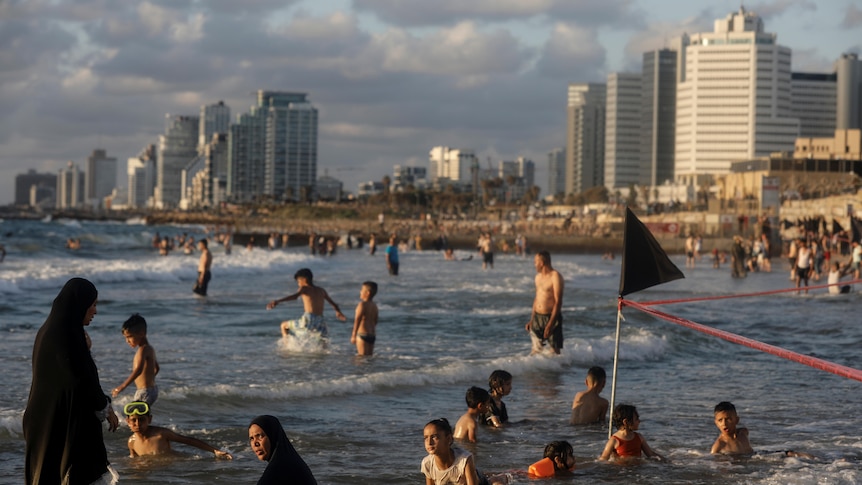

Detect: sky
[1, 0, 861, 206]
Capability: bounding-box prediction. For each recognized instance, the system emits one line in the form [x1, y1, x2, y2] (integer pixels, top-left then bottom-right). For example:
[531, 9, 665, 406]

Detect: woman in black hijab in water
[249, 415, 317, 485]
[24, 277, 119, 485]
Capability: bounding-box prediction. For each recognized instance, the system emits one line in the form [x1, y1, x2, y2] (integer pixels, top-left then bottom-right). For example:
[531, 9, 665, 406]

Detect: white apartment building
[675, 7, 799, 186]
[157, 114, 199, 208]
[428, 146, 474, 183]
[566, 83, 606, 194]
[56, 162, 84, 209]
[605, 72, 643, 190]
[127, 145, 156, 209]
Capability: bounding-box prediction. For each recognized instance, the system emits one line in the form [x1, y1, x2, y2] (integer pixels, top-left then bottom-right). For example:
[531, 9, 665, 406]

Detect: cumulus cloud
[842, 5, 862, 29]
[534, 23, 605, 80]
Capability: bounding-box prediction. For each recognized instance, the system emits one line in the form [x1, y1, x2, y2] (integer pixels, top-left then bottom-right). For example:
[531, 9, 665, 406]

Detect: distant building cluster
[11, 8, 862, 213]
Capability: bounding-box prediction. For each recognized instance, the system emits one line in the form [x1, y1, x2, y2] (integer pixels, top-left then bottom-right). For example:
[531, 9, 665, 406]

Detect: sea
[0, 217, 860, 484]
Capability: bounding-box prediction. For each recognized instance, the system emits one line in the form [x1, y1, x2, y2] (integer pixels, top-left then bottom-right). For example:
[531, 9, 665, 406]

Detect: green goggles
[123, 401, 150, 416]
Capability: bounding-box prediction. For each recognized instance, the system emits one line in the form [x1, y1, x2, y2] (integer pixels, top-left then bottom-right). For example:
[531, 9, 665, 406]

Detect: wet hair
[612, 404, 639, 430]
[714, 401, 737, 415]
[488, 370, 512, 393]
[362, 281, 378, 298]
[465, 386, 490, 409]
[543, 440, 574, 470]
[537, 250, 551, 265]
[122, 313, 147, 334]
[425, 418, 453, 437]
[586, 366, 606, 384]
[293, 268, 313, 284]
[199, 238, 208, 248]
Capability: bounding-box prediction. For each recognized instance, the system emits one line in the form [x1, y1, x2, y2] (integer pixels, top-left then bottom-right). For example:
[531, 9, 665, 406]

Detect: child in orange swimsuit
[599, 404, 665, 462]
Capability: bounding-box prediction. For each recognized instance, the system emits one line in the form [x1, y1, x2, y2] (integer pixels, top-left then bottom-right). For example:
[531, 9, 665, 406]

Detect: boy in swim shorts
[112, 314, 160, 405]
[266, 268, 346, 339]
[350, 281, 379, 356]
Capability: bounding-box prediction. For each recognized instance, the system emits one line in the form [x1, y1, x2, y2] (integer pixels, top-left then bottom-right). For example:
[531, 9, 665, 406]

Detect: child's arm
[266, 290, 302, 310]
[128, 437, 138, 458]
[351, 301, 364, 344]
[322, 289, 347, 321]
[599, 436, 617, 461]
[464, 454, 480, 485]
[641, 436, 665, 461]
[710, 436, 723, 454]
[161, 429, 233, 459]
[112, 347, 148, 398]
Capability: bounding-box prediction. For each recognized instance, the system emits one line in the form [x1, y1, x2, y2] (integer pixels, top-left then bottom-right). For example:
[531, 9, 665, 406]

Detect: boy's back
[570, 389, 609, 424]
[453, 412, 478, 443]
[134, 343, 159, 389]
[355, 299, 378, 335]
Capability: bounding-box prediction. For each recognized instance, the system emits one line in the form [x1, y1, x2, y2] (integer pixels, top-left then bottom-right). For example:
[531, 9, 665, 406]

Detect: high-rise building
[392, 165, 427, 190]
[517, 156, 535, 189]
[428, 147, 474, 183]
[85, 149, 117, 208]
[229, 91, 318, 202]
[675, 7, 799, 186]
[128, 145, 156, 209]
[199, 101, 231, 153]
[181, 133, 228, 209]
[641, 49, 678, 187]
[791, 72, 837, 138]
[836, 53, 862, 130]
[604, 72, 642, 190]
[56, 162, 85, 209]
[498, 160, 518, 180]
[547, 148, 566, 198]
[566, 83, 606, 194]
[157, 115, 199, 208]
[15, 170, 56, 207]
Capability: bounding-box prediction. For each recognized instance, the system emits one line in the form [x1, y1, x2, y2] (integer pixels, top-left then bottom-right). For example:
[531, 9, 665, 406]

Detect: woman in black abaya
[24, 277, 119, 485]
[249, 415, 317, 485]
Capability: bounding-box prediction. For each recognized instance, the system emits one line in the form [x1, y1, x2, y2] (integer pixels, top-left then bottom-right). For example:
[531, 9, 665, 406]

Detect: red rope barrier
[637, 279, 862, 307]
[621, 298, 862, 383]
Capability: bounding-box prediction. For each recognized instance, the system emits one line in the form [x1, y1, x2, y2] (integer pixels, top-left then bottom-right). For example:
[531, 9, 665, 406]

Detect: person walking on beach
[526, 250, 564, 354]
[193, 238, 212, 296]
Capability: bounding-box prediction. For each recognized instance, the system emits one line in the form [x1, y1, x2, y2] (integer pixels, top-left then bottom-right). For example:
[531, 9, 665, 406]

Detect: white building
[566, 83, 606, 194]
[675, 7, 799, 186]
[128, 145, 156, 209]
[157, 114, 199, 208]
[605, 72, 643, 190]
[428, 146, 475, 183]
[85, 149, 117, 208]
[392, 165, 427, 191]
[517, 156, 535, 188]
[56, 161, 84, 209]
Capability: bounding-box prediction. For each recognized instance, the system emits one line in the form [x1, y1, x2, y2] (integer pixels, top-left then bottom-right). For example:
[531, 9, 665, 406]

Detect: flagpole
[608, 298, 623, 438]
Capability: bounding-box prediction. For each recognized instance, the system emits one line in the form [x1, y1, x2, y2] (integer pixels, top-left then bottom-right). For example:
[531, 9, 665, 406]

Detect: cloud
[745, 0, 817, 19]
[842, 5, 862, 29]
[534, 23, 605, 80]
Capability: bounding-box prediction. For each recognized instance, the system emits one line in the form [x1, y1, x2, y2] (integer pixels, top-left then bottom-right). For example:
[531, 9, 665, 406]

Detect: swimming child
[483, 370, 512, 427]
[112, 314, 160, 405]
[528, 440, 575, 478]
[600, 404, 664, 462]
[421, 418, 508, 485]
[267, 268, 346, 340]
[350, 281, 379, 356]
[123, 401, 232, 459]
[570, 366, 609, 425]
[711, 401, 816, 458]
[454, 387, 491, 443]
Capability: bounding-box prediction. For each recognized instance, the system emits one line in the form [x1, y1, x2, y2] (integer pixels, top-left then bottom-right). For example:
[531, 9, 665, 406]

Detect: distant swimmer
[266, 268, 346, 341]
[65, 238, 81, 250]
[526, 250, 564, 355]
[350, 281, 378, 356]
[193, 238, 212, 296]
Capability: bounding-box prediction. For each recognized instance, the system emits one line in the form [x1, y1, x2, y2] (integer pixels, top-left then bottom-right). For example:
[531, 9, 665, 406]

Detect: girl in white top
[421, 418, 482, 485]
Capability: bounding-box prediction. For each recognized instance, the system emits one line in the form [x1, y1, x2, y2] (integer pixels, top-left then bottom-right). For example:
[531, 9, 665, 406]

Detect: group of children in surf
[421, 366, 815, 484]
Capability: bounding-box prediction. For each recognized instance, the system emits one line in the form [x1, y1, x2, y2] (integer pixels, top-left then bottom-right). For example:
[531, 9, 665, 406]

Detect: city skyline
[1, 1, 860, 205]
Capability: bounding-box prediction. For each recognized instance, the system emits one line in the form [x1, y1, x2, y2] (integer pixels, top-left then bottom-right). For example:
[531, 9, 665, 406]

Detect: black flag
[852, 217, 862, 244]
[619, 207, 685, 296]
[832, 219, 844, 234]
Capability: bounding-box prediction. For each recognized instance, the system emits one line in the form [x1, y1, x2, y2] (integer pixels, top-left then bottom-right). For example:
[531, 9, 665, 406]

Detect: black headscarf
[250, 415, 317, 485]
[23, 277, 112, 485]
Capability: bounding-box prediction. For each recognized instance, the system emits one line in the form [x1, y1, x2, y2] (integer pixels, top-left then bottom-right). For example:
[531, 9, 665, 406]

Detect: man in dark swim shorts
[529, 313, 562, 353]
[526, 250, 564, 354]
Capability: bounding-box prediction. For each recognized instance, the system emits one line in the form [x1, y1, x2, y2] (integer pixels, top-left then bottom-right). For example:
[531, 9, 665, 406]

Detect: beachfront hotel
[156, 115, 199, 209]
[565, 83, 606, 195]
[674, 7, 799, 187]
[604, 72, 643, 191]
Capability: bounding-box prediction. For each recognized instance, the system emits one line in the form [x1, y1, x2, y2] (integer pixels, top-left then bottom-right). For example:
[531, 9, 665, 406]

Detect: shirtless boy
[526, 250, 564, 354]
[267, 268, 346, 339]
[711, 401, 815, 458]
[454, 387, 491, 443]
[570, 366, 609, 425]
[123, 401, 232, 459]
[350, 281, 379, 355]
[113, 314, 160, 405]
[193, 238, 212, 296]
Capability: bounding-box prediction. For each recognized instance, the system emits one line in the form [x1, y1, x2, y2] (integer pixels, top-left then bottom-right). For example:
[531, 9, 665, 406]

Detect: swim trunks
[529, 313, 563, 352]
[284, 312, 328, 338]
[483, 251, 494, 264]
[357, 333, 376, 344]
[193, 270, 211, 296]
[133, 386, 159, 406]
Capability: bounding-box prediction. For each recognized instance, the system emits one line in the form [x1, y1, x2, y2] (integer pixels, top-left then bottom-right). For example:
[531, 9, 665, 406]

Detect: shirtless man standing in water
[526, 250, 564, 354]
[193, 239, 212, 296]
